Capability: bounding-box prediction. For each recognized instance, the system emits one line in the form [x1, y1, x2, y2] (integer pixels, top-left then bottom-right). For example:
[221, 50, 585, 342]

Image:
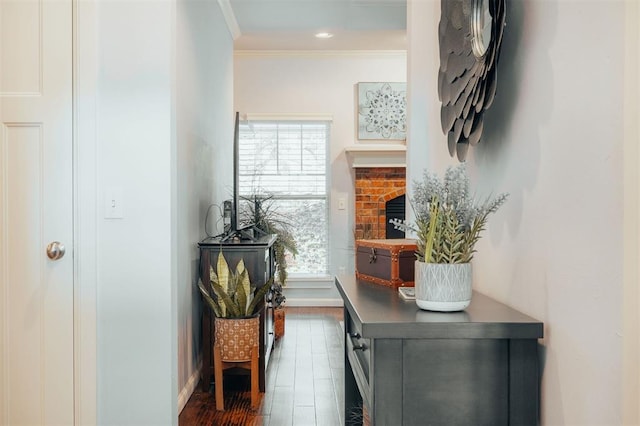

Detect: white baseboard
[178, 359, 202, 414]
[286, 298, 344, 307]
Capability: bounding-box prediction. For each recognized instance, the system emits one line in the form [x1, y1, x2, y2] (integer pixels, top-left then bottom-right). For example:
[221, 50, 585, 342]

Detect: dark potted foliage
[244, 194, 298, 339]
[269, 281, 286, 339]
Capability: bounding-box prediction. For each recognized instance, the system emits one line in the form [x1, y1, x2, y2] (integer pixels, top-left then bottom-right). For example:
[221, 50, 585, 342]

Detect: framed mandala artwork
[357, 82, 407, 140]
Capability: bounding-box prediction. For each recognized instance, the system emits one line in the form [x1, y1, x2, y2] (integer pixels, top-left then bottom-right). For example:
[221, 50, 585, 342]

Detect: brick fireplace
[354, 167, 406, 239]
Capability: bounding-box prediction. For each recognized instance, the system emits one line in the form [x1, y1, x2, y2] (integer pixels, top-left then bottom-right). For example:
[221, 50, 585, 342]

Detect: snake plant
[198, 252, 272, 318]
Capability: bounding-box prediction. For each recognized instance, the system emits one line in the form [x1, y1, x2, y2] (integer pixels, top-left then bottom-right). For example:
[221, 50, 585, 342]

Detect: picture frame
[357, 82, 407, 141]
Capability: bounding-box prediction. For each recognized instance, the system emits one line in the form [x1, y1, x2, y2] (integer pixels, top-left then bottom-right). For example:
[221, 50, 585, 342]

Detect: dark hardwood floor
[179, 307, 345, 426]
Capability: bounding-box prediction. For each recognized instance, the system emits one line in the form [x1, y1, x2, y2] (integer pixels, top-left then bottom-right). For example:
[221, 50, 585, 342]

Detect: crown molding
[217, 0, 241, 40]
[244, 113, 333, 122]
[234, 50, 407, 58]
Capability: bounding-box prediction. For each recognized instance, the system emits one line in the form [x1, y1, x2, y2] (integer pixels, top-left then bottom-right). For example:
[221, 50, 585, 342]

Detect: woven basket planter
[214, 316, 260, 362]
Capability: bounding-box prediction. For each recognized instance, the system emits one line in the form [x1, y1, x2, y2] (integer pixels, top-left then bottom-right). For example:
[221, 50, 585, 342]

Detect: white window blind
[239, 120, 329, 275]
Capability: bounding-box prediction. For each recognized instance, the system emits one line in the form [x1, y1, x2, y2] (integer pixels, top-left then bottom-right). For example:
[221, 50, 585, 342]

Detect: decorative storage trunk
[355, 239, 417, 288]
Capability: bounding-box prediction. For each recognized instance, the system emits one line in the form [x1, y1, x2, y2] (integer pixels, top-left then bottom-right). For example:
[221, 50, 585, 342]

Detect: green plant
[391, 164, 508, 264]
[198, 252, 272, 318]
[268, 281, 286, 309]
[244, 194, 298, 288]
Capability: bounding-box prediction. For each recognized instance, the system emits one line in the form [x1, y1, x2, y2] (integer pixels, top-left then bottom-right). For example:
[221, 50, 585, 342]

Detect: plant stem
[424, 197, 440, 263]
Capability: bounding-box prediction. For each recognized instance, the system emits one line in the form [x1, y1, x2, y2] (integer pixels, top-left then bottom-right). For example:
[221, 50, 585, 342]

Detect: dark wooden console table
[199, 234, 276, 392]
[335, 275, 544, 426]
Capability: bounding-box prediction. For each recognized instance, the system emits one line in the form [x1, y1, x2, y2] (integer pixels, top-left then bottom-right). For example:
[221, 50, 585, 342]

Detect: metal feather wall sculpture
[438, 0, 506, 161]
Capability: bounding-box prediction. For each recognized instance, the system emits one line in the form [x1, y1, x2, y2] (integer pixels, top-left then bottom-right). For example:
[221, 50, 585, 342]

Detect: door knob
[46, 241, 65, 260]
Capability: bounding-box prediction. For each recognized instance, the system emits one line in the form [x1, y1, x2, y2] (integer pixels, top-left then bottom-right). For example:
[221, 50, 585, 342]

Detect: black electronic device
[219, 112, 266, 242]
[223, 200, 232, 232]
[231, 111, 241, 233]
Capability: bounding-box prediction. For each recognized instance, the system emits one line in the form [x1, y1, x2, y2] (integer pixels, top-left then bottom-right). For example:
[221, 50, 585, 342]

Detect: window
[238, 120, 329, 275]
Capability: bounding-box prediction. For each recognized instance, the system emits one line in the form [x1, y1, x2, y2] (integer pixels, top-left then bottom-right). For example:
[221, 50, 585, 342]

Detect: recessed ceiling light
[315, 32, 334, 39]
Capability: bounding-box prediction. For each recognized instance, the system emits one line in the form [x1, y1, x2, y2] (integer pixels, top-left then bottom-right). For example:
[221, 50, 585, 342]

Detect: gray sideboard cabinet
[335, 275, 544, 426]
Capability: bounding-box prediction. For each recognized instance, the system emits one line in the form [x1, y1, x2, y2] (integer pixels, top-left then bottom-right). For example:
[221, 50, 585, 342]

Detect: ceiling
[229, 0, 407, 50]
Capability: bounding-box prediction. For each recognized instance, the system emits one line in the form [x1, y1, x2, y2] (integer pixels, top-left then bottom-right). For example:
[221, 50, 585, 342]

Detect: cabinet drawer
[346, 315, 371, 406]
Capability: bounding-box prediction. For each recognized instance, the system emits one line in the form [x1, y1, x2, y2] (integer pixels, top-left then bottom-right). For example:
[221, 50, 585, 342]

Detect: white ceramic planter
[414, 261, 472, 312]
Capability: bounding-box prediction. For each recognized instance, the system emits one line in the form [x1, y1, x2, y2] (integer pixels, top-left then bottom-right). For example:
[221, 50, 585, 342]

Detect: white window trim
[244, 113, 333, 122]
[286, 274, 334, 289]
[239, 115, 332, 276]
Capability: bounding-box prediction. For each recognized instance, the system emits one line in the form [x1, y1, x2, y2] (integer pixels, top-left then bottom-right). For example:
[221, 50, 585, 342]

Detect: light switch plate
[338, 197, 346, 210]
[105, 187, 124, 219]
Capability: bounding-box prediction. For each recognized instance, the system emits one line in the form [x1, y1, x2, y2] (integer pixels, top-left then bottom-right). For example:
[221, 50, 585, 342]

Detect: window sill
[285, 274, 334, 289]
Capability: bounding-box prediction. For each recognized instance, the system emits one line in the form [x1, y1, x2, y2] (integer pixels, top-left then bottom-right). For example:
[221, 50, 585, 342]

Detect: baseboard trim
[178, 359, 202, 414]
[286, 298, 344, 307]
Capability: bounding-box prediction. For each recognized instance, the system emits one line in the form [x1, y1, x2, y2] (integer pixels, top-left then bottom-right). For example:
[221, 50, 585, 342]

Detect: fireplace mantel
[344, 144, 406, 168]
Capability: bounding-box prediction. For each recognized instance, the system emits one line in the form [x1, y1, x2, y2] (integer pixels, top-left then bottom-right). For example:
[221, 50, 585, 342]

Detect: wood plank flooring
[179, 307, 345, 426]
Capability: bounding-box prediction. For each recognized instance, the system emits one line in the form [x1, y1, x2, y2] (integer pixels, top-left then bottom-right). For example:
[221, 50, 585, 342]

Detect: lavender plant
[390, 164, 508, 264]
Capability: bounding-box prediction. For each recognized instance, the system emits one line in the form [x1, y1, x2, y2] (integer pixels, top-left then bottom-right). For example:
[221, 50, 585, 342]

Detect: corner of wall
[176, 0, 235, 413]
[216, 0, 241, 40]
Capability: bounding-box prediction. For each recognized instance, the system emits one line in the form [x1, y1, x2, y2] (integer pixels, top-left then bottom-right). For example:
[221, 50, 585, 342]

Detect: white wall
[175, 0, 234, 412]
[95, 1, 177, 424]
[622, 2, 640, 423]
[79, 1, 235, 422]
[234, 51, 406, 304]
[407, 0, 631, 424]
[75, 1, 99, 423]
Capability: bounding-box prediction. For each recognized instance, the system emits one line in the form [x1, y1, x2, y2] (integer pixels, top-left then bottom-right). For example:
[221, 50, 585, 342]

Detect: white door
[0, 0, 74, 424]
